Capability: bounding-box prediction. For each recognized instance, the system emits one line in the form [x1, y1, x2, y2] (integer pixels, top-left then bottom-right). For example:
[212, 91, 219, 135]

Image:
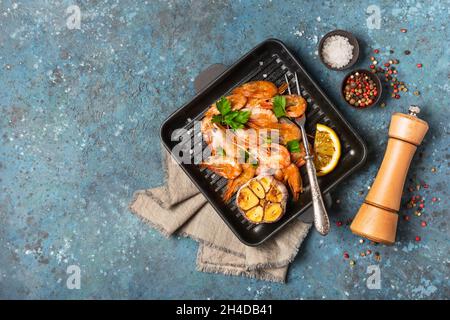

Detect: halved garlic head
[236, 175, 288, 224]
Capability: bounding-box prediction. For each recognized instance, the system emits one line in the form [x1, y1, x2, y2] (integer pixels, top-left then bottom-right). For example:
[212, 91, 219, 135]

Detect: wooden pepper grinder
[350, 106, 429, 244]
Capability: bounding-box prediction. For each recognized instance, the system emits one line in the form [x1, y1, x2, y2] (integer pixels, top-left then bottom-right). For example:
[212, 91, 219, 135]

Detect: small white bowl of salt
[318, 30, 360, 71]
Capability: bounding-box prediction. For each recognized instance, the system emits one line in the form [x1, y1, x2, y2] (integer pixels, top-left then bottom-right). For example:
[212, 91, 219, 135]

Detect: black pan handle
[194, 64, 228, 94]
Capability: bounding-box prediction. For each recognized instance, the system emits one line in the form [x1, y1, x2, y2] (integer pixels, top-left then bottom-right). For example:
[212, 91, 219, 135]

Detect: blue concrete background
[0, 0, 449, 299]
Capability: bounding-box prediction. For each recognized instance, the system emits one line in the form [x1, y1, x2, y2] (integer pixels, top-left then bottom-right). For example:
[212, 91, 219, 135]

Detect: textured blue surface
[0, 0, 449, 299]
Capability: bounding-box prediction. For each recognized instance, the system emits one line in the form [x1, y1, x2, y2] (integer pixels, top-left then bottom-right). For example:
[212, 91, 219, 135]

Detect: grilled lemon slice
[313, 124, 341, 176]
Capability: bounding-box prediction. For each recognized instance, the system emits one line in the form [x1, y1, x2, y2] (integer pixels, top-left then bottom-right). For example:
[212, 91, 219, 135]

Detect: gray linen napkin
[129, 150, 311, 283]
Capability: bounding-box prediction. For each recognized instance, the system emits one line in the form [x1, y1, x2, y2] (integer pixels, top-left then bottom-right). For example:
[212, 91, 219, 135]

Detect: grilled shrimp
[256, 166, 285, 181]
[245, 107, 278, 128]
[209, 126, 240, 159]
[201, 156, 242, 179]
[274, 168, 284, 181]
[223, 163, 256, 202]
[252, 118, 300, 146]
[272, 121, 301, 145]
[204, 105, 219, 118]
[257, 143, 291, 170]
[290, 143, 307, 167]
[281, 163, 303, 201]
[234, 128, 260, 151]
[205, 94, 248, 117]
[285, 95, 307, 118]
[246, 97, 273, 109]
[201, 114, 215, 145]
[245, 95, 306, 119]
[232, 81, 278, 99]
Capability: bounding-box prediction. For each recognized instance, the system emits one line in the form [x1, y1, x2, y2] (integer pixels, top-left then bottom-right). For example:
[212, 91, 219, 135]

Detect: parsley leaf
[211, 115, 223, 123]
[210, 97, 251, 130]
[229, 122, 244, 130]
[234, 110, 251, 124]
[224, 111, 239, 123]
[287, 139, 301, 153]
[216, 96, 231, 115]
[272, 95, 286, 118]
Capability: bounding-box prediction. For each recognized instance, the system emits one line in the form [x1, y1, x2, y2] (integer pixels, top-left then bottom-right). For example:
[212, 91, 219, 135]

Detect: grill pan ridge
[160, 39, 367, 246]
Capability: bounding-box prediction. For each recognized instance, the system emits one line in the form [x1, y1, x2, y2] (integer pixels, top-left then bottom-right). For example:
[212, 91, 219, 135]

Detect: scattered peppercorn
[370, 54, 408, 102]
[366, 250, 372, 255]
[400, 28, 407, 33]
[336, 221, 343, 227]
[432, 197, 437, 202]
[421, 221, 427, 227]
[404, 50, 411, 55]
[415, 236, 421, 242]
[417, 63, 423, 68]
[404, 215, 410, 221]
[374, 252, 381, 262]
[344, 252, 349, 259]
[374, 49, 379, 54]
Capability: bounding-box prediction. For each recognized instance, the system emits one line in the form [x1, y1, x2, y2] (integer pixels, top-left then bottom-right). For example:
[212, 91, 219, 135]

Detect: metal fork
[285, 73, 330, 235]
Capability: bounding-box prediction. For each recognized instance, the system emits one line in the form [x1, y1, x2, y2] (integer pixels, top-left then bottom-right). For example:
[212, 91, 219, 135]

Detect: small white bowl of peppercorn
[341, 69, 382, 109]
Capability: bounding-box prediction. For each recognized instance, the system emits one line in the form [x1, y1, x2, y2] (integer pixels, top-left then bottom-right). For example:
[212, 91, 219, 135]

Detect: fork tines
[284, 72, 302, 96]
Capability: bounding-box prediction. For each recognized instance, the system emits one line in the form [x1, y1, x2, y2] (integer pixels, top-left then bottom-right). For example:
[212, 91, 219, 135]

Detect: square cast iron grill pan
[160, 39, 367, 246]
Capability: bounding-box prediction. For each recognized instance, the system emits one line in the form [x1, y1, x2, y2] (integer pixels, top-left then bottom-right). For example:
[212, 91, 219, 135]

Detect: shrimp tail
[283, 164, 303, 201]
[223, 179, 238, 202]
[222, 164, 256, 202]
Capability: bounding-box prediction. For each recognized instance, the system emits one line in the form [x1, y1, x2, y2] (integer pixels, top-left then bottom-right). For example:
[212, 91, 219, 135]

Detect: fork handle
[305, 155, 330, 235]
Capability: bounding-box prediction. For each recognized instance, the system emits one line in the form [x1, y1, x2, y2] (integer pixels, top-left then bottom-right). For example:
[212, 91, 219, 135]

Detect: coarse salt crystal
[321, 35, 354, 68]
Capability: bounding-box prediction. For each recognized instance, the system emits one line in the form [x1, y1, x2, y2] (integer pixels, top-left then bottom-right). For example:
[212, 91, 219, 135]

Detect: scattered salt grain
[321, 35, 354, 69]
[293, 30, 304, 37]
